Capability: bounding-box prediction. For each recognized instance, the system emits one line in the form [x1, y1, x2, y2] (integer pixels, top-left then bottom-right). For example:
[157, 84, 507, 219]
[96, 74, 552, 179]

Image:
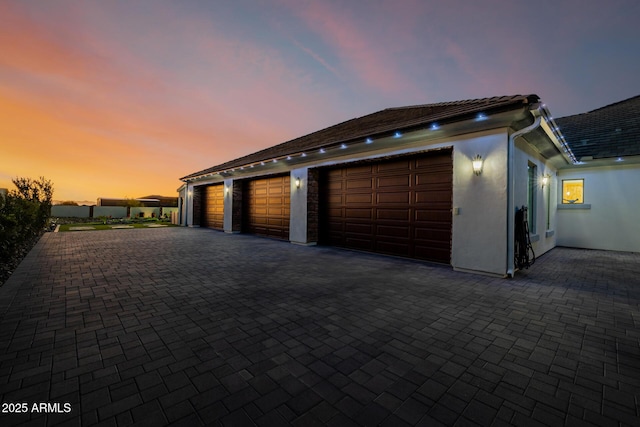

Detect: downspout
[506, 107, 542, 277]
[184, 180, 190, 227]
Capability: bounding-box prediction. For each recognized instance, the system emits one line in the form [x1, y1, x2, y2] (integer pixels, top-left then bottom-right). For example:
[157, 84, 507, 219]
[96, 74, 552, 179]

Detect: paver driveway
[0, 228, 639, 426]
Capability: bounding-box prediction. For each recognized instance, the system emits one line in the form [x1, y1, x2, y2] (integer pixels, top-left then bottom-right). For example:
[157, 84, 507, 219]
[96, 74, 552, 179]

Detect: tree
[58, 201, 79, 206]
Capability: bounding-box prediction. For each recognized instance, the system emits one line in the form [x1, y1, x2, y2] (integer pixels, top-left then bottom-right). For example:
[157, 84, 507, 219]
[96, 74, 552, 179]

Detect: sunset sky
[1, 0, 639, 204]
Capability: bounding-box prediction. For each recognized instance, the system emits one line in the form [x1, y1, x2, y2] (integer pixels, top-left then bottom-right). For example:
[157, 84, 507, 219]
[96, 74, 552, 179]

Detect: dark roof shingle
[181, 94, 538, 180]
[556, 95, 640, 160]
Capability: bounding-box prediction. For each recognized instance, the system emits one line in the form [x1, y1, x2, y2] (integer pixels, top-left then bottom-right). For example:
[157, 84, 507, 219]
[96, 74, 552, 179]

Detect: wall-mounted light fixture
[541, 174, 550, 187]
[225, 186, 230, 195]
[472, 154, 483, 176]
[295, 177, 301, 189]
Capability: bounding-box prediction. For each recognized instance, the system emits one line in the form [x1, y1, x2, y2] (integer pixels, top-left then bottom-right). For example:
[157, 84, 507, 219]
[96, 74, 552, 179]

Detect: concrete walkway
[0, 228, 638, 426]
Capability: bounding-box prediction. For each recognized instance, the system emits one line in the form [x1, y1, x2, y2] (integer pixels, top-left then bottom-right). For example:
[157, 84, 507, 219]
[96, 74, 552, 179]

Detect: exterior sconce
[472, 154, 483, 176]
[295, 177, 301, 189]
[225, 186, 230, 195]
[542, 174, 550, 187]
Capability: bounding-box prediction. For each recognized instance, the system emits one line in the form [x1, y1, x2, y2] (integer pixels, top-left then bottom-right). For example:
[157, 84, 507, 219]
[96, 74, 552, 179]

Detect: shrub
[0, 177, 54, 282]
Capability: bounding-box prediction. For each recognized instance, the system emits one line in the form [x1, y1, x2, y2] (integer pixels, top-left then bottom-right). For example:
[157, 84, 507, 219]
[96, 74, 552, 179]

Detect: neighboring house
[555, 95, 640, 253]
[97, 195, 178, 207]
[179, 94, 589, 277]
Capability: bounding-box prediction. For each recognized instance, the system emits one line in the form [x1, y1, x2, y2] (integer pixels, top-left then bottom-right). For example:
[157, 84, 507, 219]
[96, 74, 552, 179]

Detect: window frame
[561, 179, 584, 204]
[527, 163, 537, 234]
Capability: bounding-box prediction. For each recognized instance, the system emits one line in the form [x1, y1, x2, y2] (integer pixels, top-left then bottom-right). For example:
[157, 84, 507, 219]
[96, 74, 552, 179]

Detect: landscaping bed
[56, 217, 178, 232]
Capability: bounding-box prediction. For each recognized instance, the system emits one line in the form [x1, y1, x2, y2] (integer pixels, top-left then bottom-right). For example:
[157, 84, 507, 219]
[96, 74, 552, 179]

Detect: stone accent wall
[192, 186, 202, 226]
[306, 168, 319, 243]
[232, 181, 243, 232]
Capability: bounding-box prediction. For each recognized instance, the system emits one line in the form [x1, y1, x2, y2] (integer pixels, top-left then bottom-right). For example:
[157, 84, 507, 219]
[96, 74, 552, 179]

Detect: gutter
[506, 106, 543, 277]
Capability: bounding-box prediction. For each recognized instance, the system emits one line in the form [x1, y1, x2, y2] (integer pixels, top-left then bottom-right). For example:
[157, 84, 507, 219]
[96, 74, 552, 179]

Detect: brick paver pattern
[0, 228, 639, 426]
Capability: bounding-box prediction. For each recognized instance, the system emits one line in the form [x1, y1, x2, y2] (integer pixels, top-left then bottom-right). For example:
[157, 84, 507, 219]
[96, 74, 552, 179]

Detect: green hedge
[0, 177, 53, 270]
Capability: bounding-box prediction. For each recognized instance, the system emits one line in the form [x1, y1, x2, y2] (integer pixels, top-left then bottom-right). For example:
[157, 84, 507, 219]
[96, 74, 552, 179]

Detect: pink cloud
[283, 1, 419, 96]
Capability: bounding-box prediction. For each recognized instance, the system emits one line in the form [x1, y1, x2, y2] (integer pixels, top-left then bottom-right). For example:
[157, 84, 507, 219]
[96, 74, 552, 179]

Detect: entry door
[243, 175, 290, 240]
[320, 150, 452, 263]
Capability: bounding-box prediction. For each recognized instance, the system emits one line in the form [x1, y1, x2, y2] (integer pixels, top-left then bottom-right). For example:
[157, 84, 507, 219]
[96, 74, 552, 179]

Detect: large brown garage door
[319, 149, 452, 263]
[203, 184, 224, 230]
[243, 175, 290, 240]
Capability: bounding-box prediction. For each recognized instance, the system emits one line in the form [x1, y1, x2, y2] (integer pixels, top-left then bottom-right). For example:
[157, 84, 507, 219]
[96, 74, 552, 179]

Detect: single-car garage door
[243, 175, 290, 240]
[319, 149, 452, 263]
[203, 183, 224, 230]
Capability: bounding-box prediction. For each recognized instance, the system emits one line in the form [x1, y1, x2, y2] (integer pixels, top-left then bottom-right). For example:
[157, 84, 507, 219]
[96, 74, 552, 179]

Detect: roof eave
[180, 97, 538, 182]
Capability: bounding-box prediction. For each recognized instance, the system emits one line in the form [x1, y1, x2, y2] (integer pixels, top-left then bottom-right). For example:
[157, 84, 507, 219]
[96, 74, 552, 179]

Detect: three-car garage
[200, 150, 452, 264]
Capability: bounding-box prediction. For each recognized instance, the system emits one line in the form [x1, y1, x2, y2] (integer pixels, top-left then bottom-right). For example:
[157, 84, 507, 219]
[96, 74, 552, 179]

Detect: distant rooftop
[557, 95, 640, 160]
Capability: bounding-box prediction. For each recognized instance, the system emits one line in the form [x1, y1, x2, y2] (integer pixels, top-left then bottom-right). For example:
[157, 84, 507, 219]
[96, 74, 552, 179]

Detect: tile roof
[182, 94, 538, 180]
[556, 95, 640, 160]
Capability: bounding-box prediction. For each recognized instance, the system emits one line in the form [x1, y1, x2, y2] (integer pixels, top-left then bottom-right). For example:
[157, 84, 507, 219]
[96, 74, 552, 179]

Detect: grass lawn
[58, 222, 179, 232]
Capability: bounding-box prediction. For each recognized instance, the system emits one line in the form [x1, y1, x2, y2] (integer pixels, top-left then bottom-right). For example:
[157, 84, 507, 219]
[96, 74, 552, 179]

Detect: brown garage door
[319, 149, 452, 263]
[203, 184, 224, 230]
[243, 175, 290, 240]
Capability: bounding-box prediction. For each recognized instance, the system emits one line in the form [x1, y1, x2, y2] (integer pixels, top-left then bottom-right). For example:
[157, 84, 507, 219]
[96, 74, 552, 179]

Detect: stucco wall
[557, 163, 640, 252]
[51, 205, 91, 218]
[289, 168, 309, 244]
[223, 179, 234, 232]
[513, 138, 558, 259]
[93, 206, 127, 218]
[451, 131, 508, 276]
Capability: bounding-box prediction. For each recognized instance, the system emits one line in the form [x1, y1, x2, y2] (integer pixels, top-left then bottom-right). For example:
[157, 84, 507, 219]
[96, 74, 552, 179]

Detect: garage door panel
[415, 156, 451, 168]
[415, 228, 451, 240]
[346, 165, 373, 176]
[415, 190, 453, 203]
[377, 225, 410, 238]
[345, 193, 373, 204]
[415, 210, 452, 222]
[415, 171, 453, 185]
[320, 149, 452, 264]
[377, 159, 410, 171]
[345, 208, 373, 219]
[377, 191, 409, 204]
[377, 209, 410, 221]
[244, 175, 290, 239]
[377, 175, 410, 188]
[203, 184, 224, 230]
[344, 223, 373, 234]
[347, 179, 373, 190]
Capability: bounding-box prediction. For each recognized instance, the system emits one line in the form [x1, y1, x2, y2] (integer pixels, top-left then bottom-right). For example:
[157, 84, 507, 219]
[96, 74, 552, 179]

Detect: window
[527, 163, 536, 234]
[562, 179, 584, 204]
